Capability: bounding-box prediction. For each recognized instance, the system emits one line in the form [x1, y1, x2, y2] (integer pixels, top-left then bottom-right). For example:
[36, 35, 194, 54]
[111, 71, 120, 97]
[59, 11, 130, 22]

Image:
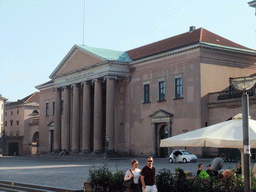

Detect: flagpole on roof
[83, 0, 86, 45]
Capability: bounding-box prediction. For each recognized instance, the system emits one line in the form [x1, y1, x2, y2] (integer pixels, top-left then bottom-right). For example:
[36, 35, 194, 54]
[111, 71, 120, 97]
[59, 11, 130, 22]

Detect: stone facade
[0, 95, 7, 154]
[4, 92, 39, 155]
[36, 28, 256, 157]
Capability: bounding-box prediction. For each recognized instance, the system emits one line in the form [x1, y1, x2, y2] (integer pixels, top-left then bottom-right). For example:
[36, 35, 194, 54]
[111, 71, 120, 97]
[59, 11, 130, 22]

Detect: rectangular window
[5, 121, 7, 126]
[10, 120, 13, 126]
[11, 111, 13, 115]
[175, 77, 183, 99]
[17, 110, 19, 114]
[144, 84, 150, 103]
[52, 101, 55, 115]
[45, 102, 49, 116]
[16, 120, 19, 125]
[159, 81, 165, 101]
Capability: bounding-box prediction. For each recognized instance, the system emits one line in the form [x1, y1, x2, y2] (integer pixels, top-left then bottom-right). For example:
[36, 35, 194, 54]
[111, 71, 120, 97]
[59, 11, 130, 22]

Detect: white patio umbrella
[160, 114, 256, 177]
[160, 114, 256, 149]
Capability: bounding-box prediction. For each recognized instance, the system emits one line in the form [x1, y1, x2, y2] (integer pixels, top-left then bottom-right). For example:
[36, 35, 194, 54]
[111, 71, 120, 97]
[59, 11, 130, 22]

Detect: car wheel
[182, 158, 187, 163]
[169, 158, 173, 163]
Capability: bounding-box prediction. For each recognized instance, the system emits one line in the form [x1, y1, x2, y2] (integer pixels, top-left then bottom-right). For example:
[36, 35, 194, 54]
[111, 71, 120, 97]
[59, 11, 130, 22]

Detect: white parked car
[169, 150, 197, 163]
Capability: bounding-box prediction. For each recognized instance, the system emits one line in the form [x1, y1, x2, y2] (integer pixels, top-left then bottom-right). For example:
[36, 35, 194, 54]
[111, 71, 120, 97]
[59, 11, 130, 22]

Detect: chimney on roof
[189, 26, 196, 33]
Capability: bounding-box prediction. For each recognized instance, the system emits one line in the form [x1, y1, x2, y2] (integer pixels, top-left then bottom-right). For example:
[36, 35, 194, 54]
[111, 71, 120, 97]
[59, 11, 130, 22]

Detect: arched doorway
[31, 131, 39, 154]
[32, 132, 39, 143]
[149, 109, 173, 158]
[159, 125, 168, 158]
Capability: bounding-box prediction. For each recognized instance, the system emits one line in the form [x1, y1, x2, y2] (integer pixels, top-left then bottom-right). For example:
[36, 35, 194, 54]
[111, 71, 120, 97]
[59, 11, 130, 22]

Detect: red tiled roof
[6, 92, 39, 107]
[127, 28, 252, 61]
[25, 92, 39, 103]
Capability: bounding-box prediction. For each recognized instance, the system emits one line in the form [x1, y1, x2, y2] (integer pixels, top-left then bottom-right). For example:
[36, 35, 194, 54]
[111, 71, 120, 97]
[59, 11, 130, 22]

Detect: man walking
[141, 156, 157, 192]
[210, 153, 226, 176]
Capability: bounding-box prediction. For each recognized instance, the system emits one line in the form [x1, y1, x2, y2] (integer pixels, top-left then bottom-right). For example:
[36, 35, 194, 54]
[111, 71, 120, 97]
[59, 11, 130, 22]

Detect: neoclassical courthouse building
[36, 27, 256, 157]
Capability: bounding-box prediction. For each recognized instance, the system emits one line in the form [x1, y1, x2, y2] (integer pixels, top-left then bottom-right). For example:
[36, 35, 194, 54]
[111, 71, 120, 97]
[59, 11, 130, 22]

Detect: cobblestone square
[0, 156, 247, 191]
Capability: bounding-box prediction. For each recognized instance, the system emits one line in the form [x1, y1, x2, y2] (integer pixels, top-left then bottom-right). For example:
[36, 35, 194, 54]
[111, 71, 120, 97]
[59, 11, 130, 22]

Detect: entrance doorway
[159, 125, 168, 158]
[50, 130, 54, 152]
[149, 109, 173, 158]
[9, 143, 19, 156]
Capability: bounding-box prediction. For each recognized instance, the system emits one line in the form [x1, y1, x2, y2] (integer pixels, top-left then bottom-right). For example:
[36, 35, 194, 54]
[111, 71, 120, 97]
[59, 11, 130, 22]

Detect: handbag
[122, 169, 134, 188]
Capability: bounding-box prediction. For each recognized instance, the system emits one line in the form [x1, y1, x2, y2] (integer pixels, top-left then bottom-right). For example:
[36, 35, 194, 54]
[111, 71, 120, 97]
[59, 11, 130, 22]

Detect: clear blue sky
[1, 0, 255, 101]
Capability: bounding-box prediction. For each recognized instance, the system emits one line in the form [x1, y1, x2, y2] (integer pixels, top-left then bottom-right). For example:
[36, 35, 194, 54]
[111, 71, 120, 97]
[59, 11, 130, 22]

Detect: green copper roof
[75, 44, 132, 62]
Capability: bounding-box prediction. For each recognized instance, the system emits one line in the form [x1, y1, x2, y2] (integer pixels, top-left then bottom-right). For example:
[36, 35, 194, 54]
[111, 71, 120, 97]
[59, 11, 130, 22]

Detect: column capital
[53, 87, 61, 92]
[104, 76, 118, 81]
[71, 83, 78, 88]
[92, 78, 103, 84]
[62, 86, 70, 90]
[81, 81, 91, 85]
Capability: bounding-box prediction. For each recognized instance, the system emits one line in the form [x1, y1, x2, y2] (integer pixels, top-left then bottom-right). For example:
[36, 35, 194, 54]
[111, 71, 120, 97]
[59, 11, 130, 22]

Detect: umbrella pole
[239, 148, 244, 178]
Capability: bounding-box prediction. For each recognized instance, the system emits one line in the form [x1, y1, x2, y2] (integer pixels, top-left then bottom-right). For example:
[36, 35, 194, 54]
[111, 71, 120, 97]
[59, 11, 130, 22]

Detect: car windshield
[182, 151, 192, 155]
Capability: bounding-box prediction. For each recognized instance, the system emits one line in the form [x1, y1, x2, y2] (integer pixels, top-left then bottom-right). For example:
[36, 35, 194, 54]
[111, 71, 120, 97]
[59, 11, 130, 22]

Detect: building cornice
[35, 81, 54, 90]
[248, 0, 256, 8]
[52, 60, 129, 80]
[129, 44, 201, 66]
[129, 42, 256, 67]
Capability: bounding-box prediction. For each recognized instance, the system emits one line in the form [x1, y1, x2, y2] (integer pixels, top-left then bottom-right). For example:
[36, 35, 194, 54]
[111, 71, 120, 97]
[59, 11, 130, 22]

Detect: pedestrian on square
[141, 156, 157, 192]
[196, 164, 209, 178]
[210, 153, 226, 176]
[236, 161, 242, 174]
[124, 159, 141, 192]
[206, 164, 214, 177]
[177, 168, 186, 179]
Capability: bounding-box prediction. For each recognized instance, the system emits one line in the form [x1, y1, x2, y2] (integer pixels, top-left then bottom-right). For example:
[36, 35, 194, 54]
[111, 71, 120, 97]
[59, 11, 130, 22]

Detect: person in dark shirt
[141, 156, 157, 192]
[236, 161, 242, 174]
[178, 168, 186, 179]
[206, 164, 214, 177]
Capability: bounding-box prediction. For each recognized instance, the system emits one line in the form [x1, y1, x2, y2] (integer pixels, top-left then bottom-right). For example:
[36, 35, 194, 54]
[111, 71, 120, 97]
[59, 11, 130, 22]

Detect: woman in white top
[124, 159, 141, 192]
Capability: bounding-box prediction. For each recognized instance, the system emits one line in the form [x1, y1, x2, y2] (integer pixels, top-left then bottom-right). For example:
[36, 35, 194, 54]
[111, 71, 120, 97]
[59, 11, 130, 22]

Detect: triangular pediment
[149, 109, 173, 118]
[47, 121, 54, 127]
[50, 45, 105, 78]
[50, 45, 131, 79]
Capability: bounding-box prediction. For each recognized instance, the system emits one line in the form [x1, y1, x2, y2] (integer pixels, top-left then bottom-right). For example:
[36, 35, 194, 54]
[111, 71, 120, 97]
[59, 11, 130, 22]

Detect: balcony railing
[217, 89, 255, 100]
[209, 89, 256, 104]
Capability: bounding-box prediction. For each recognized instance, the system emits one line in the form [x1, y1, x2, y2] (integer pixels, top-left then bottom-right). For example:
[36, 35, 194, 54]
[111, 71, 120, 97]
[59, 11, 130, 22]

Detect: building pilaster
[54, 88, 61, 153]
[62, 86, 70, 151]
[93, 79, 103, 153]
[105, 76, 116, 153]
[71, 84, 80, 153]
[82, 81, 91, 153]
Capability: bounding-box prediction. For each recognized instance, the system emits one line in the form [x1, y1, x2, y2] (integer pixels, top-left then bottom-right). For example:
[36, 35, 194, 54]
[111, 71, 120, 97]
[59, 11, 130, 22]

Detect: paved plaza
[0, 156, 250, 191]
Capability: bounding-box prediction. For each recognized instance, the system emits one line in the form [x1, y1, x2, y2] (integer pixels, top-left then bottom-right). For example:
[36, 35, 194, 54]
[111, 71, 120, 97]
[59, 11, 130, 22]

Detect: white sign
[244, 145, 250, 154]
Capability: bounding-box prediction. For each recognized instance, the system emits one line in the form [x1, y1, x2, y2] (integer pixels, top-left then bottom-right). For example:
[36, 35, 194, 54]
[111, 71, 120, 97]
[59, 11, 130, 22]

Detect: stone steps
[0, 180, 83, 192]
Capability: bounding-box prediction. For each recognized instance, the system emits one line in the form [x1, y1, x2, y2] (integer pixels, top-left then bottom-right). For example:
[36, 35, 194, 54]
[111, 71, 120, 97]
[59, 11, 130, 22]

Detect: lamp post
[104, 135, 109, 159]
[230, 76, 256, 192]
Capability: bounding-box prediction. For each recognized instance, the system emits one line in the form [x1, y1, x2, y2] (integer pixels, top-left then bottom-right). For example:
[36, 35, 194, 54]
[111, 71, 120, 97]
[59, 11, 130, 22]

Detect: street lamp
[230, 76, 256, 192]
[104, 135, 109, 159]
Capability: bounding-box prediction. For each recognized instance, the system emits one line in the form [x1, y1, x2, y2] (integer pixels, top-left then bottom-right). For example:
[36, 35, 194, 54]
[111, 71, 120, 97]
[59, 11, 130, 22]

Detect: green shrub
[156, 168, 172, 191]
[156, 168, 249, 192]
[88, 164, 125, 192]
[109, 169, 125, 192]
[88, 167, 255, 192]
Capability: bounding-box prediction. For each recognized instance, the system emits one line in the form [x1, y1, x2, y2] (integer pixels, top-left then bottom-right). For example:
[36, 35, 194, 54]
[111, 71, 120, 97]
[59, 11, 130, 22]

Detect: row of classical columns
[53, 77, 116, 153]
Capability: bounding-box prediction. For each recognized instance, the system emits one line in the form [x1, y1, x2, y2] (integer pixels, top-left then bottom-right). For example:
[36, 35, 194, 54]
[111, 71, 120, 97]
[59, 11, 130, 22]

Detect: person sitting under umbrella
[196, 164, 209, 179]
